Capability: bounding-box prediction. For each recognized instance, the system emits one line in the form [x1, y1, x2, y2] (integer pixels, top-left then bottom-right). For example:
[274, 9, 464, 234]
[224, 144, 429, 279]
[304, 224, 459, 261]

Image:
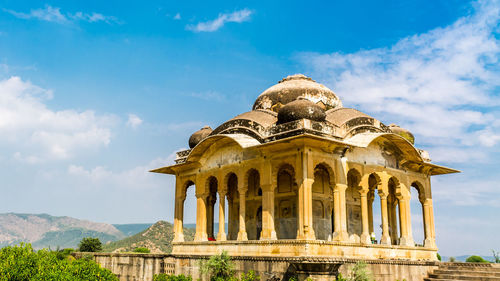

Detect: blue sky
[0, 0, 499, 256]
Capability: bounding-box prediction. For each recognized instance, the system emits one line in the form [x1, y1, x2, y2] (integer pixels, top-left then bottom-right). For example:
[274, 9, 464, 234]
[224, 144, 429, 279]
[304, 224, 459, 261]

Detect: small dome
[189, 126, 213, 148]
[253, 74, 342, 113]
[277, 98, 326, 124]
[389, 124, 415, 144]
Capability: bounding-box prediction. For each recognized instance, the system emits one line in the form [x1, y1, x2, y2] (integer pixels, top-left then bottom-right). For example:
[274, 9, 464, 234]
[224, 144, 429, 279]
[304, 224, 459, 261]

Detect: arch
[410, 181, 426, 246]
[367, 173, 382, 243]
[226, 173, 239, 240]
[346, 168, 363, 238]
[275, 164, 297, 239]
[387, 177, 401, 245]
[245, 168, 261, 240]
[313, 162, 336, 187]
[312, 164, 334, 240]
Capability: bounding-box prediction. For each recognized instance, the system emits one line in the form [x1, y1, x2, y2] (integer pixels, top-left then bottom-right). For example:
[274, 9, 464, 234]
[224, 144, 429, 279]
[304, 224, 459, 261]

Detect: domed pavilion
[152, 74, 457, 262]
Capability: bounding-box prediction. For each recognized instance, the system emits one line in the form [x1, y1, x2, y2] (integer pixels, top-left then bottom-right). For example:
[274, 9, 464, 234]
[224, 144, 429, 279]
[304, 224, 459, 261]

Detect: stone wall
[75, 252, 437, 281]
[73, 252, 175, 281]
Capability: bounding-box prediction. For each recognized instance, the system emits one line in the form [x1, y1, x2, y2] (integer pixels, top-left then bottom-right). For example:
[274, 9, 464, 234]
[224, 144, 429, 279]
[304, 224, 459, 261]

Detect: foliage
[448, 256, 456, 262]
[79, 237, 103, 252]
[436, 253, 441, 261]
[240, 270, 260, 281]
[466, 255, 488, 263]
[0, 243, 118, 281]
[153, 273, 192, 281]
[133, 247, 150, 253]
[201, 251, 236, 281]
[347, 262, 374, 281]
[492, 250, 500, 263]
[336, 273, 346, 281]
[287, 277, 297, 281]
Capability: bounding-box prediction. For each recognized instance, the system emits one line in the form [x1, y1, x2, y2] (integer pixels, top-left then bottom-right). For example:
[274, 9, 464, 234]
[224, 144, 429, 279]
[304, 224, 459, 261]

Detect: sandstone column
[237, 185, 248, 241]
[217, 189, 227, 241]
[297, 149, 315, 240]
[332, 183, 349, 241]
[194, 192, 208, 241]
[173, 178, 185, 242]
[378, 190, 391, 245]
[260, 162, 277, 240]
[359, 189, 370, 244]
[398, 195, 414, 246]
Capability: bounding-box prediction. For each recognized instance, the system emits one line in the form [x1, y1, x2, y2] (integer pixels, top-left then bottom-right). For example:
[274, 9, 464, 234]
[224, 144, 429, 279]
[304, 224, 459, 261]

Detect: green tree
[201, 251, 236, 281]
[466, 255, 488, 263]
[133, 247, 150, 253]
[0, 243, 117, 281]
[79, 237, 103, 252]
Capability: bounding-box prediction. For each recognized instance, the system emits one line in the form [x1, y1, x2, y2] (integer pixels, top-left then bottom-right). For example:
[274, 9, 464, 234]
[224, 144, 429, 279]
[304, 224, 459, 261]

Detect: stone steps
[425, 263, 500, 281]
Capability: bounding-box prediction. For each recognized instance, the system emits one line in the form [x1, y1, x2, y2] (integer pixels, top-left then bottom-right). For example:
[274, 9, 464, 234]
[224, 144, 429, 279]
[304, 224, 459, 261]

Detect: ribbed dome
[277, 98, 326, 124]
[188, 126, 213, 148]
[253, 74, 342, 113]
[389, 124, 415, 144]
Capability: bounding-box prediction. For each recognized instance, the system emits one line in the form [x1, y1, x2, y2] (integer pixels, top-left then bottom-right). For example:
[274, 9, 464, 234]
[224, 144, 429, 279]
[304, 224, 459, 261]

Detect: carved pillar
[260, 162, 277, 240]
[194, 192, 208, 242]
[217, 189, 227, 241]
[332, 183, 349, 241]
[359, 189, 370, 244]
[173, 178, 185, 242]
[398, 195, 414, 246]
[237, 184, 248, 241]
[368, 191, 374, 233]
[297, 149, 315, 240]
[423, 198, 437, 248]
[387, 194, 399, 245]
[378, 190, 391, 245]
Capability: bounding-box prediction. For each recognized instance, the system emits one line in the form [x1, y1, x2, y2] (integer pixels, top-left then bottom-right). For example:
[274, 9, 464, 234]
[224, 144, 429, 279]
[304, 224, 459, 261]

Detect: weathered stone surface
[188, 126, 213, 149]
[277, 98, 326, 124]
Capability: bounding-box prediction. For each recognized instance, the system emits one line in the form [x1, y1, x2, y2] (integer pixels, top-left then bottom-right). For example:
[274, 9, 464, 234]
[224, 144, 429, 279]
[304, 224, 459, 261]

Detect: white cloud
[3, 5, 119, 24]
[173, 13, 181, 20]
[186, 8, 252, 32]
[0, 76, 115, 161]
[126, 114, 143, 129]
[298, 0, 500, 163]
[68, 155, 176, 190]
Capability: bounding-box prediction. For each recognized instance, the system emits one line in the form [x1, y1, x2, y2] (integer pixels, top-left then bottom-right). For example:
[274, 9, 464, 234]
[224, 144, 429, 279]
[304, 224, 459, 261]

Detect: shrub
[79, 237, 103, 252]
[241, 270, 260, 281]
[492, 250, 500, 263]
[134, 247, 150, 253]
[201, 251, 236, 281]
[154, 273, 192, 281]
[448, 257, 456, 262]
[0, 243, 117, 281]
[336, 273, 346, 281]
[466, 255, 488, 263]
[436, 253, 441, 261]
[348, 261, 374, 281]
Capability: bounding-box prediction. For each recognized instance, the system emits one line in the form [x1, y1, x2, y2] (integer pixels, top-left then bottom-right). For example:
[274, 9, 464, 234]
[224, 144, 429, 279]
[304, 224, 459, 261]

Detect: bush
[348, 262, 374, 281]
[448, 257, 456, 262]
[154, 273, 192, 281]
[134, 247, 150, 253]
[436, 253, 441, 261]
[0, 243, 117, 281]
[466, 255, 488, 263]
[241, 270, 260, 281]
[492, 250, 500, 263]
[201, 251, 236, 281]
[79, 237, 103, 252]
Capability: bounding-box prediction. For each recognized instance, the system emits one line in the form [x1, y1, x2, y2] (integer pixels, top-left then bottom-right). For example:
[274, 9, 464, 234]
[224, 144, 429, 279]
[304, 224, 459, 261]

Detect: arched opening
[388, 177, 400, 245]
[411, 181, 425, 246]
[226, 173, 239, 241]
[346, 169, 362, 240]
[312, 164, 333, 240]
[182, 180, 196, 241]
[275, 164, 297, 239]
[246, 169, 262, 240]
[368, 174, 382, 243]
[206, 176, 220, 240]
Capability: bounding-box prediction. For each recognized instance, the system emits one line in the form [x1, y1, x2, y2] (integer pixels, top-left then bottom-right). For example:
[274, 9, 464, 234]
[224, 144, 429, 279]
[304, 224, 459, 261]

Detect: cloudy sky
[0, 0, 499, 256]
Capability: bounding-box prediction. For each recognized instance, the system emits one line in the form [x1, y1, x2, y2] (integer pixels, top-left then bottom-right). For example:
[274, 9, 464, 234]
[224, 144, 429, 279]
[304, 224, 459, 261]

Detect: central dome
[253, 74, 342, 113]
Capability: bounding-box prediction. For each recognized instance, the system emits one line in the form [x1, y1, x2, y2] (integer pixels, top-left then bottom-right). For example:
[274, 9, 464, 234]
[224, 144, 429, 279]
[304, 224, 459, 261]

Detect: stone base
[172, 239, 438, 261]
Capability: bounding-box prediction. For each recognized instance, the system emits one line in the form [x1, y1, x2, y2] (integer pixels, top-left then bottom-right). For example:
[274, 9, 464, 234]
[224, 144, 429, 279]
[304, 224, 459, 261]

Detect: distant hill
[0, 213, 125, 249]
[441, 255, 496, 262]
[103, 221, 195, 253]
[113, 223, 153, 236]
